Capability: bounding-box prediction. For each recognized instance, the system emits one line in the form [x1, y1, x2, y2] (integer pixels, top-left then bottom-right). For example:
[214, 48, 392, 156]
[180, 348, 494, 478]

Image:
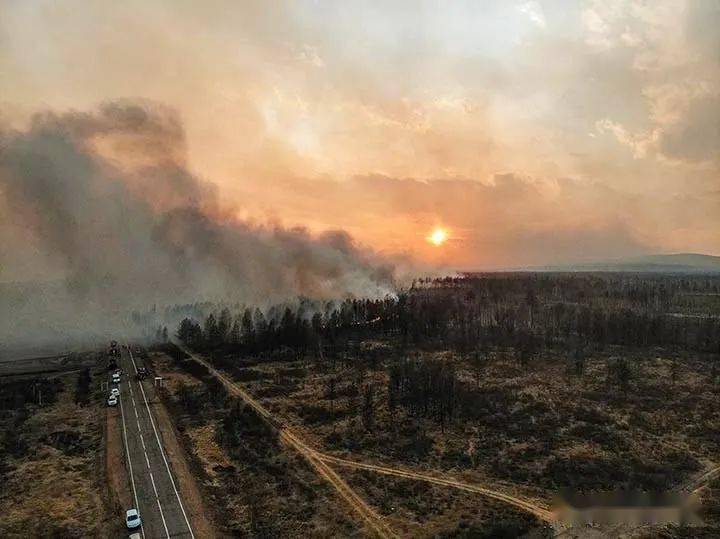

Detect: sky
[1, 0, 719, 271]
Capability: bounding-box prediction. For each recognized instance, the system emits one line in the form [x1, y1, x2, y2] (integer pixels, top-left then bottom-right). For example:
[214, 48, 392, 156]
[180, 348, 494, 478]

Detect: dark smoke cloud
[0, 101, 396, 352]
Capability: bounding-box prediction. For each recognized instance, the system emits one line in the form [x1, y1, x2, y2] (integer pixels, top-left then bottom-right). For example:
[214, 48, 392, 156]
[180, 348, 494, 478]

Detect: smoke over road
[0, 101, 396, 352]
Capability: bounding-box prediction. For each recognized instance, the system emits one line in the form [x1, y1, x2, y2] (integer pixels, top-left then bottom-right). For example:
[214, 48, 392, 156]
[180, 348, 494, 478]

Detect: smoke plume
[0, 101, 396, 353]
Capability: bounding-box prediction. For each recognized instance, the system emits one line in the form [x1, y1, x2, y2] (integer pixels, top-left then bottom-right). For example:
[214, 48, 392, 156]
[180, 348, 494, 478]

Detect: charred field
[0, 360, 118, 537]
[144, 272, 720, 538]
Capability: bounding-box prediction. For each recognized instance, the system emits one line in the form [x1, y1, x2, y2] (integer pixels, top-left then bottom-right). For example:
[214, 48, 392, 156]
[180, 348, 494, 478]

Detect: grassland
[0, 365, 117, 537]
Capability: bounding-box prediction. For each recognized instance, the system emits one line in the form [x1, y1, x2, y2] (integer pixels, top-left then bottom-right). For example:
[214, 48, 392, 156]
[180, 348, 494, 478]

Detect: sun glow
[428, 227, 449, 246]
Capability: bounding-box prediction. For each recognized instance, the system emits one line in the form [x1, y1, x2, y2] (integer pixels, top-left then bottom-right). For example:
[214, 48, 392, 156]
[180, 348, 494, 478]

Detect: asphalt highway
[114, 345, 194, 538]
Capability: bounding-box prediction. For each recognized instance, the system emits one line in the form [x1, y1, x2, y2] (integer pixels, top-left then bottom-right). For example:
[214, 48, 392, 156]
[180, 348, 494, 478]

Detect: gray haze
[0, 102, 396, 354]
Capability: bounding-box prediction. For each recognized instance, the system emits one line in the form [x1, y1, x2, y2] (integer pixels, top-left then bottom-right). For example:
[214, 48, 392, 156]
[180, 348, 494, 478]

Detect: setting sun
[428, 227, 448, 246]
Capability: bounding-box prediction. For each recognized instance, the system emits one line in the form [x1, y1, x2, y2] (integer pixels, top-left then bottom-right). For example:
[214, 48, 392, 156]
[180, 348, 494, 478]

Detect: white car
[107, 394, 118, 406]
[110, 387, 120, 397]
[112, 373, 121, 384]
[126, 508, 141, 530]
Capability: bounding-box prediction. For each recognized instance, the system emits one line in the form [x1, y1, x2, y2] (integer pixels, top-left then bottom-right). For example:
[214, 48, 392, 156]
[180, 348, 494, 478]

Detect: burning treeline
[170, 272, 720, 364]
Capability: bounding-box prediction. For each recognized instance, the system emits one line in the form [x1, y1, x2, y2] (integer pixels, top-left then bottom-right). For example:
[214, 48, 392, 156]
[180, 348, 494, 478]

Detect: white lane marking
[127, 344, 196, 539]
[118, 376, 146, 539]
[146, 468, 171, 538]
[123, 349, 168, 539]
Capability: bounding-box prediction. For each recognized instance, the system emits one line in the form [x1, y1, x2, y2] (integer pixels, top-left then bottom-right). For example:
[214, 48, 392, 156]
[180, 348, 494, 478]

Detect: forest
[170, 273, 719, 369]
[147, 272, 720, 536]
[159, 273, 720, 435]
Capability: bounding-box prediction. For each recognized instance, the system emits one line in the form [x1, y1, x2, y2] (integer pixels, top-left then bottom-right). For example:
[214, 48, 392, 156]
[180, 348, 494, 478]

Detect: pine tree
[204, 313, 219, 348]
[217, 308, 232, 345]
[230, 319, 241, 346]
[574, 345, 585, 376]
[241, 308, 255, 349]
[362, 384, 374, 431]
[177, 318, 194, 344]
[253, 308, 267, 351]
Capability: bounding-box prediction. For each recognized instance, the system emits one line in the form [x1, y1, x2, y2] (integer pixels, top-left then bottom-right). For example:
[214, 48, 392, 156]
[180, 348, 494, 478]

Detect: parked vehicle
[107, 395, 118, 406]
[110, 387, 120, 397]
[112, 372, 121, 384]
[136, 367, 147, 380]
[129, 533, 142, 539]
[125, 508, 141, 529]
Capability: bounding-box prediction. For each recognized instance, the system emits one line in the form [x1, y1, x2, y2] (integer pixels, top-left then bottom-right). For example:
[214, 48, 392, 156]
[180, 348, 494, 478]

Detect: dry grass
[344, 469, 551, 538]
[153, 351, 203, 393]
[185, 423, 231, 481]
[236, 348, 719, 494]
[0, 373, 114, 537]
[151, 341, 720, 537]
[151, 352, 364, 538]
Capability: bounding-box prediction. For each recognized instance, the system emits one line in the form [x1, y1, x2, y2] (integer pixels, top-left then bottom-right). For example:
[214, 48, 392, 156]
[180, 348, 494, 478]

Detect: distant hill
[527, 253, 720, 273]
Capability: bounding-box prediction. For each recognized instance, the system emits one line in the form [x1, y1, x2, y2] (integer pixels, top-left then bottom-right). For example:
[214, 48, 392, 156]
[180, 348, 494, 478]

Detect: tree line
[173, 273, 720, 362]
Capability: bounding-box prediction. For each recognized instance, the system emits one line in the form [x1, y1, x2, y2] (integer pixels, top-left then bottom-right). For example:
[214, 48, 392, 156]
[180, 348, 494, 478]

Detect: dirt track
[684, 463, 720, 493]
[180, 345, 398, 539]
[179, 345, 555, 536]
[318, 454, 555, 522]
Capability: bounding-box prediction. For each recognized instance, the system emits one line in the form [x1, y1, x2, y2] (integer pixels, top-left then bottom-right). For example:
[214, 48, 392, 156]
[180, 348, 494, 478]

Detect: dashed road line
[127, 344, 196, 539]
[146, 467, 171, 538]
[117, 373, 146, 539]
[119, 348, 170, 539]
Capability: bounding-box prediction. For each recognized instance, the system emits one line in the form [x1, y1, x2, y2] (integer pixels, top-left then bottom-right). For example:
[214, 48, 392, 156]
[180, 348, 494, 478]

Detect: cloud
[658, 95, 720, 164]
[518, 1, 547, 29]
[234, 171, 660, 268]
[597, 92, 719, 165]
[0, 0, 718, 282]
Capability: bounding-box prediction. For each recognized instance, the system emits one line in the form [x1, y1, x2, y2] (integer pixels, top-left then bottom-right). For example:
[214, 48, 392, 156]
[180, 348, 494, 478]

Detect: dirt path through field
[179, 345, 556, 535]
[318, 454, 555, 522]
[683, 462, 720, 493]
[179, 345, 398, 539]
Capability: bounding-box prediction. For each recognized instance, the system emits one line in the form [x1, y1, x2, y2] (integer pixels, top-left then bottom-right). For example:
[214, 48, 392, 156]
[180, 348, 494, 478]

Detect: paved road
[114, 345, 194, 539]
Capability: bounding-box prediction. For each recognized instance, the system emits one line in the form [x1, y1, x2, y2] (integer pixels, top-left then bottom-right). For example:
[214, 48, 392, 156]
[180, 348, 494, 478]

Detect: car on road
[107, 394, 118, 406]
[136, 367, 147, 380]
[112, 372, 121, 384]
[110, 387, 120, 397]
[125, 508, 141, 530]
